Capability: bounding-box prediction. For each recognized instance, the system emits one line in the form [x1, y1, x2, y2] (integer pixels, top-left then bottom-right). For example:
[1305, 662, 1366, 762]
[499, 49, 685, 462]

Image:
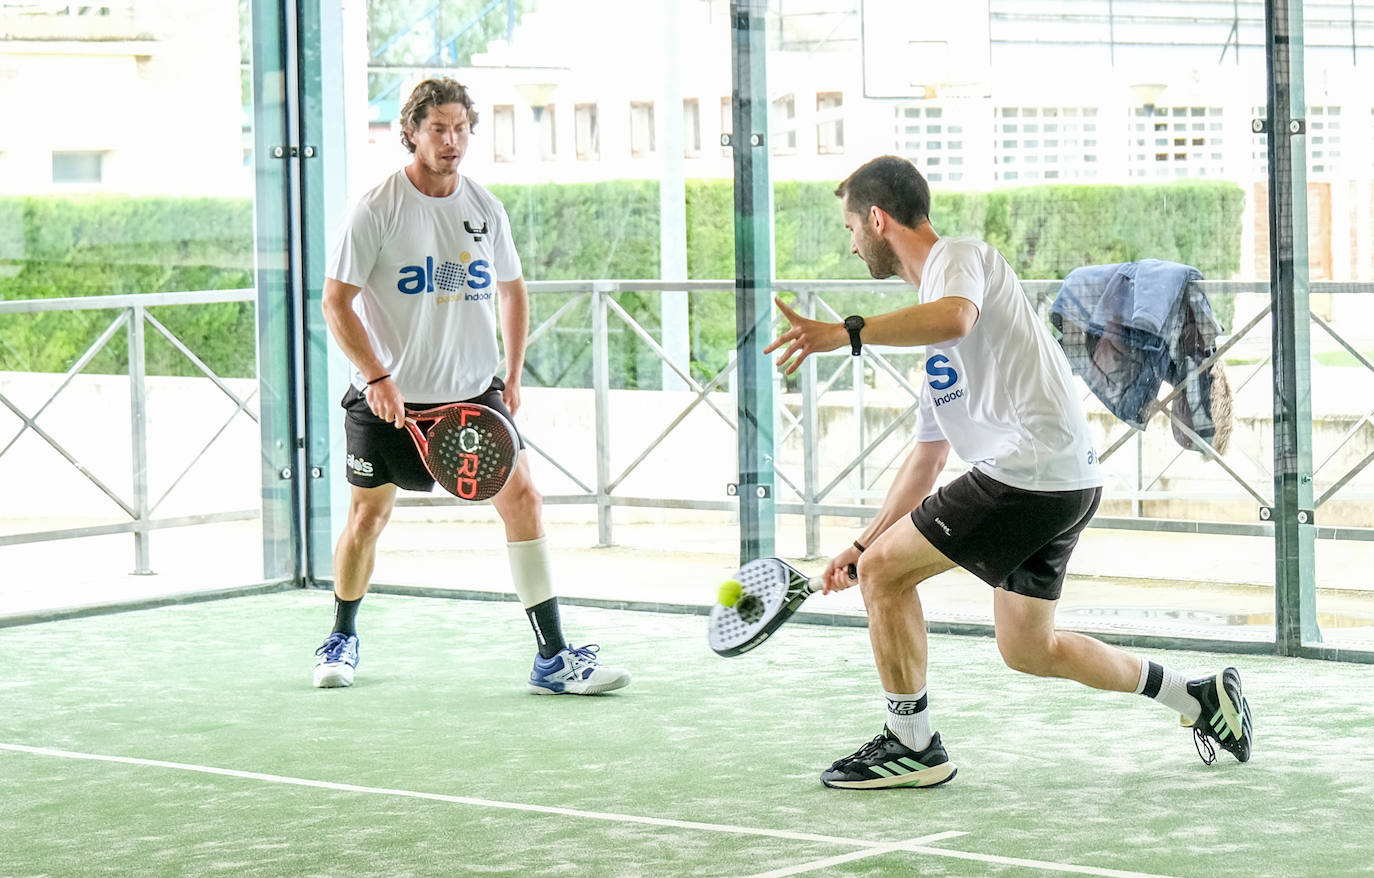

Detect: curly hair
[834, 155, 931, 230]
[399, 78, 480, 154]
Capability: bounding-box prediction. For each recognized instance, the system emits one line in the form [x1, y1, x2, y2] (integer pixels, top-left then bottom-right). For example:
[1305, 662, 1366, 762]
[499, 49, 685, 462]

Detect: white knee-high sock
[507, 536, 554, 608]
[507, 536, 566, 658]
[1135, 658, 1201, 722]
[885, 688, 933, 751]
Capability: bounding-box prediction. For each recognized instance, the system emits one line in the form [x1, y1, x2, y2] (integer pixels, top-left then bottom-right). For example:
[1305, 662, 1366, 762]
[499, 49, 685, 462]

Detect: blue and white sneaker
[528, 644, 630, 695]
[313, 632, 359, 688]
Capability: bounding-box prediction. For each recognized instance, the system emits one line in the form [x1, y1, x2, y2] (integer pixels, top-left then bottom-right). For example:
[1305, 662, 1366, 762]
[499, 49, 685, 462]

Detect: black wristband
[853, 539, 867, 553]
[365, 373, 391, 386]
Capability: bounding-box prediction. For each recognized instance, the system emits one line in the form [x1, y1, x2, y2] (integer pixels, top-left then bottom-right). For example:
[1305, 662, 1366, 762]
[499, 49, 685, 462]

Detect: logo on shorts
[933, 516, 952, 536]
[346, 453, 374, 477]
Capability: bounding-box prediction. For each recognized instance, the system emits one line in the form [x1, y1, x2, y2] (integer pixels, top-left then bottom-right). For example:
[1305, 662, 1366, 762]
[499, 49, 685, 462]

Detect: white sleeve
[492, 203, 523, 282]
[916, 386, 945, 442]
[932, 242, 986, 311]
[327, 197, 383, 287]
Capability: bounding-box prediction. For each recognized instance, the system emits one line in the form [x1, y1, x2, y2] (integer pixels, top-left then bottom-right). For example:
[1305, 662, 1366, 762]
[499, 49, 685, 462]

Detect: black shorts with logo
[341, 377, 522, 492]
[910, 468, 1101, 601]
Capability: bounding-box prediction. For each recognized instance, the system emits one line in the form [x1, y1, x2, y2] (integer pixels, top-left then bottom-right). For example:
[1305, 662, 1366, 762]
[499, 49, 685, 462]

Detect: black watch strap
[844, 315, 865, 356]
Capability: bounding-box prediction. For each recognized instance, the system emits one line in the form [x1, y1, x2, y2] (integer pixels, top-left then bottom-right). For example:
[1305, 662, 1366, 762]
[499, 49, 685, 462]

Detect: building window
[52, 151, 103, 184]
[816, 91, 844, 154]
[493, 105, 516, 162]
[630, 101, 656, 157]
[771, 93, 796, 153]
[683, 98, 701, 157]
[575, 103, 599, 160]
[535, 105, 556, 161]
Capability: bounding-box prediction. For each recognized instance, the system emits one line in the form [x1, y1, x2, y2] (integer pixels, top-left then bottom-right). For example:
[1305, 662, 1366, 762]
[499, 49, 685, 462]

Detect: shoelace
[564, 644, 601, 668]
[1193, 727, 1217, 765]
[830, 733, 890, 770]
[315, 633, 351, 661]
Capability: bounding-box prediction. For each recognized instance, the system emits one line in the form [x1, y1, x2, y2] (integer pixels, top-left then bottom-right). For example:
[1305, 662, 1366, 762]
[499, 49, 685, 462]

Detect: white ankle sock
[884, 688, 932, 751]
[1135, 659, 1201, 722]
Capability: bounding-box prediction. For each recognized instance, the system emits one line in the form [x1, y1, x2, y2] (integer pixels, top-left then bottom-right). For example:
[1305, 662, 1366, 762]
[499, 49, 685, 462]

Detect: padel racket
[708, 557, 855, 657]
[404, 402, 519, 501]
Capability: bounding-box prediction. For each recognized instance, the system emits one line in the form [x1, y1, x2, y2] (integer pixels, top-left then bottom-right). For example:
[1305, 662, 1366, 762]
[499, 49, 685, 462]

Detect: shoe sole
[314, 665, 355, 688]
[1215, 670, 1245, 745]
[822, 763, 958, 790]
[528, 674, 631, 696]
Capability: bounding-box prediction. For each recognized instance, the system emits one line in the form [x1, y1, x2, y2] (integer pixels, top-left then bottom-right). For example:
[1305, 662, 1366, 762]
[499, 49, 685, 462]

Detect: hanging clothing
[1050, 259, 1233, 454]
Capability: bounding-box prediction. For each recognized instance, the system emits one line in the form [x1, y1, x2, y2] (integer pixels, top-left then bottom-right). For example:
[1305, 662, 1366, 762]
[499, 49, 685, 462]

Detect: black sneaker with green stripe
[1185, 667, 1253, 764]
[820, 728, 957, 790]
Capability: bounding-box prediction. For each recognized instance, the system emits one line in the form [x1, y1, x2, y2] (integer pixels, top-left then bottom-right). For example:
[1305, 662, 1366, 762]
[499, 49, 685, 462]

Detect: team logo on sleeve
[397, 253, 493, 301]
[926, 354, 965, 407]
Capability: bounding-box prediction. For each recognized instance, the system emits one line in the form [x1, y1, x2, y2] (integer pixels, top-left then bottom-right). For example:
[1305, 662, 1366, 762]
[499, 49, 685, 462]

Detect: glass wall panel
[761, 0, 1286, 644]
[322, 0, 1369, 657]
[338, 0, 745, 604]
[1305, 2, 1374, 651]
[0, 0, 285, 617]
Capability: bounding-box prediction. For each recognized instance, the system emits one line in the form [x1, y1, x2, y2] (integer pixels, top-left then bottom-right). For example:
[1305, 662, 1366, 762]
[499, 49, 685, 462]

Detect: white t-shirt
[327, 169, 523, 402]
[915, 237, 1102, 491]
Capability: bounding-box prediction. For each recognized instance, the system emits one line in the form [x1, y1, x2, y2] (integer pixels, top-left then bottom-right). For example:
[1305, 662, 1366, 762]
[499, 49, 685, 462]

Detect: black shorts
[910, 468, 1101, 601]
[341, 377, 522, 492]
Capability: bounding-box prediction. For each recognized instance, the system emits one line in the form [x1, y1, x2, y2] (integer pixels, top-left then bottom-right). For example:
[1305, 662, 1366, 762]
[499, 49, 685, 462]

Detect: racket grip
[807, 564, 857, 593]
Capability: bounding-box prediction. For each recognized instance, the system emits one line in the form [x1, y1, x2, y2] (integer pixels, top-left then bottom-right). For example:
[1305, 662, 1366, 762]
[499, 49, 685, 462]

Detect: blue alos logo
[397, 253, 492, 296]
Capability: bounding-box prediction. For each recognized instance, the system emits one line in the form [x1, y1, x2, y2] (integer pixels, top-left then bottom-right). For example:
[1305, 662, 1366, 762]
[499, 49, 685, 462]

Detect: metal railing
[2, 280, 1371, 574]
[0, 289, 260, 571]
[399, 279, 1374, 557]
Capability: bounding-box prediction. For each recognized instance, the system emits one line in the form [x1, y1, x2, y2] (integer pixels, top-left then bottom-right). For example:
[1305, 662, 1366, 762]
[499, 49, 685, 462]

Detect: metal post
[1134, 431, 1143, 518]
[660, 0, 690, 393]
[128, 305, 152, 575]
[801, 291, 820, 559]
[854, 351, 866, 497]
[592, 282, 614, 547]
[729, 0, 775, 565]
[252, 0, 304, 584]
[1264, 0, 1320, 651]
[297, 0, 350, 586]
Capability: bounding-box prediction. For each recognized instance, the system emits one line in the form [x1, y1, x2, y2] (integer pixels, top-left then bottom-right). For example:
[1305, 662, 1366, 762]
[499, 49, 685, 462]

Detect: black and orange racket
[404, 403, 519, 501]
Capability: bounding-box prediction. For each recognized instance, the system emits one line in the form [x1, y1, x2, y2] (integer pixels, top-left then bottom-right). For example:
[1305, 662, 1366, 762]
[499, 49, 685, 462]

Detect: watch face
[845, 315, 864, 330]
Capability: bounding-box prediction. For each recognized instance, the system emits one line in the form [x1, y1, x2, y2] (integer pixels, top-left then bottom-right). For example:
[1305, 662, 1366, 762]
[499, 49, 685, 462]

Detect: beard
[861, 235, 900, 279]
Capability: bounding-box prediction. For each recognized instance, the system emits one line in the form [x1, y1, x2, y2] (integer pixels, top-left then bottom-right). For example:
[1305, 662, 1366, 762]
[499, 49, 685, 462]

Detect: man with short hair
[766, 155, 1250, 789]
[315, 77, 629, 696]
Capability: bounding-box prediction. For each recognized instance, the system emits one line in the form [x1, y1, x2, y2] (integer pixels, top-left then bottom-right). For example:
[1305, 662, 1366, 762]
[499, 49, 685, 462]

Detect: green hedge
[0, 179, 1243, 384]
[0, 196, 255, 377]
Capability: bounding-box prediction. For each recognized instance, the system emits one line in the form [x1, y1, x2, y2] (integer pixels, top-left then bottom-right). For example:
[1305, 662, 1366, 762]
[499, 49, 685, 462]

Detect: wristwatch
[843, 315, 866, 356]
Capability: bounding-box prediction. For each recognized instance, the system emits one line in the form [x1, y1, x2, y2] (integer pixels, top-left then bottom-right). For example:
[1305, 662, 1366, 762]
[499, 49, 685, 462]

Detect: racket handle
[807, 564, 858, 593]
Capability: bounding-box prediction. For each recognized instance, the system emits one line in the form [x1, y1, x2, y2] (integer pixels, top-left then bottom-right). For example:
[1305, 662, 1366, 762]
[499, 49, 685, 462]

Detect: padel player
[766, 155, 1251, 789]
[315, 77, 629, 696]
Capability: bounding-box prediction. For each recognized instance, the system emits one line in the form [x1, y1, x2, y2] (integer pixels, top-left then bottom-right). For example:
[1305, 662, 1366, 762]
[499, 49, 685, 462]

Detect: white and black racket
[404, 402, 519, 501]
[708, 557, 855, 657]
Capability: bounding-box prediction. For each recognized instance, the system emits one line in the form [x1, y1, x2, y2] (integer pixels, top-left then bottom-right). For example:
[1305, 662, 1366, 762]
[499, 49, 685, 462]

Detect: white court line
[1, 742, 1178, 878]
[744, 832, 966, 878]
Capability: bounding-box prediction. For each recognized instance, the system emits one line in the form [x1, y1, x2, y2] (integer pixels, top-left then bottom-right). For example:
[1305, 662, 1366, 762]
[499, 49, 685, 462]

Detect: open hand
[763, 296, 846, 375]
